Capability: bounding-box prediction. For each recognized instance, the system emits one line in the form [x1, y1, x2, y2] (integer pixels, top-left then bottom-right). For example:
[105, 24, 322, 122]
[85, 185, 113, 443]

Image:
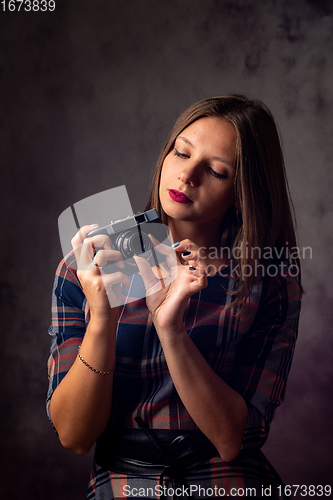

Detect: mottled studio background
[1, 0, 332, 498]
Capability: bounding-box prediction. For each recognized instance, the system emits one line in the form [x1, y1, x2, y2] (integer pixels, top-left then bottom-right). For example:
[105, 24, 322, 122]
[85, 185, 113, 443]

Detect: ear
[232, 202, 242, 219]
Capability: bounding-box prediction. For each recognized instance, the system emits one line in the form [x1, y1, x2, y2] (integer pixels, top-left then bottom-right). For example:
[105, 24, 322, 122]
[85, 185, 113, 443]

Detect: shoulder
[52, 252, 85, 309]
[260, 263, 302, 308]
[246, 264, 302, 344]
[54, 251, 79, 284]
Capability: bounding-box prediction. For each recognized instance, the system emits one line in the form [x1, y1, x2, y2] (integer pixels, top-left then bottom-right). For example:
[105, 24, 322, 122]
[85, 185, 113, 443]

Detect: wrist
[155, 324, 189, 348]
[89, 307, 118, 333]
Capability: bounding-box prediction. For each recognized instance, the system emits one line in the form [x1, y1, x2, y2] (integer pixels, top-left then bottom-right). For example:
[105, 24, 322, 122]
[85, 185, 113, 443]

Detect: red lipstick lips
[169, 189, 193, 204]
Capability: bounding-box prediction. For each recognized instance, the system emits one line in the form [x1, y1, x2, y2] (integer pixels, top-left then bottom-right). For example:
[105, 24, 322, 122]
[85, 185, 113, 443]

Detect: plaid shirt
[47, 253, 301, 499]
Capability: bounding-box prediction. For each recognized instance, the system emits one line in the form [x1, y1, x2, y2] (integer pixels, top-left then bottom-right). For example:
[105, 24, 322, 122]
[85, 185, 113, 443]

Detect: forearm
[160, 328, 248, 462]
[50, 313, 117, 455]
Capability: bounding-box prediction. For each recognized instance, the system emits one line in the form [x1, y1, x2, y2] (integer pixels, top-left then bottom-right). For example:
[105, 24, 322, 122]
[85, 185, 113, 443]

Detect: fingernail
[90, 223, 99, 227]
[189, 266, 196, 271]
[171, 242, 180, 248]
[182, 251, 191, 256]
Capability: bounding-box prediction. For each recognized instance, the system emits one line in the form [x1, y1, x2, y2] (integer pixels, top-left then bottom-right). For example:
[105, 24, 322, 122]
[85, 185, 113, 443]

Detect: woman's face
[159, 116, 237, 232]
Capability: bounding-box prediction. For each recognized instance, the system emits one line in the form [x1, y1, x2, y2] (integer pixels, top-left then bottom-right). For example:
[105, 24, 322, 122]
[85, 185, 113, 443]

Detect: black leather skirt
[95, 417, 219, 486]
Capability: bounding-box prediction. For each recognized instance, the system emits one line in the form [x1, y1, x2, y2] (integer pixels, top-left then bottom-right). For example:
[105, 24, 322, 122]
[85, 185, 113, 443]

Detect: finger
[187, 272, 208, 294]
[172, 239, 207, 270]
[101, 270, 131, 290]
[93, 249, 124, 268]
[71, 225, 99, 253]
[79, 238, 100, 270]
[179, 239, 207, 259]
[151, 262, 171, 280]
[180, 260, 208, 290]
[148, 234, 177, 268]
[187, 263, 207, 279]
[171, 239, 197, 253]
[71, 225, 100, 266]
[148, 234, 173, 255]
[171, 240, 200, 267]
[187, 253, 206, 271]
[85, 234, 112, 251]
[134, 255, 164, 294]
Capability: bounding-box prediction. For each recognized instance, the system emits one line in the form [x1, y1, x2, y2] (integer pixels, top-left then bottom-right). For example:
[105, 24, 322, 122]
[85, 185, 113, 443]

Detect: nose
[178, 160, 201, 186]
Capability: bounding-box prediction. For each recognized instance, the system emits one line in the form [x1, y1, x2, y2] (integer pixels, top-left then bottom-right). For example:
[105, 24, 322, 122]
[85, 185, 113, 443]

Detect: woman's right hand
[71, 225, 131, 316]
[50, 225, 124, 454]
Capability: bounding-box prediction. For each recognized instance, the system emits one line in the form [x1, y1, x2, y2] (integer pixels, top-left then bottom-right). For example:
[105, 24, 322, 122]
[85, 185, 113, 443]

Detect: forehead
[176, 116, 237, 156]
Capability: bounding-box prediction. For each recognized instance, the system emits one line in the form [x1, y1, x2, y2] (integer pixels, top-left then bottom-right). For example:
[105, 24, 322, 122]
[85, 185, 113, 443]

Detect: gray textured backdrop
[1, 1, 332, 498]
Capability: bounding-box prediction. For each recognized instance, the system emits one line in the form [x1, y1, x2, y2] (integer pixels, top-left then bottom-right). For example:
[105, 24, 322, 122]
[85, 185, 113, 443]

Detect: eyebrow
[177, 135, 234, 168]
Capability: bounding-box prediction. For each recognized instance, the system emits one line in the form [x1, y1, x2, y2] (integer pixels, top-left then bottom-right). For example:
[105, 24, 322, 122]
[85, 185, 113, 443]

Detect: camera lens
[130, 233, 151, 255]
[117, 229, 152, 260]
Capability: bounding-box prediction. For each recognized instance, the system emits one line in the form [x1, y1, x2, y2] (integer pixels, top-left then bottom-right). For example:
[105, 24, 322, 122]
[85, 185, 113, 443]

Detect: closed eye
[174, 149, 190, 159]
[174, 148, 228, 179]
[208, 167, 227, 180]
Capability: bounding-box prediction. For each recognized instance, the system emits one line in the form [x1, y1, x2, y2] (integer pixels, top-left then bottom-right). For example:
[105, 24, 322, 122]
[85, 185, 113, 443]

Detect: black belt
[95, 417, 219, 497]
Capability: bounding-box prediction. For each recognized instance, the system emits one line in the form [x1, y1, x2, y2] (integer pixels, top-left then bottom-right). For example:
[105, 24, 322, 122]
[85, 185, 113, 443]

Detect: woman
[47, 95, 302, 499]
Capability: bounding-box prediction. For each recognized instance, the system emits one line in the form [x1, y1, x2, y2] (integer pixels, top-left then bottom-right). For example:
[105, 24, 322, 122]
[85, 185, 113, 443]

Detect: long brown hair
[145, 95, 302, 313]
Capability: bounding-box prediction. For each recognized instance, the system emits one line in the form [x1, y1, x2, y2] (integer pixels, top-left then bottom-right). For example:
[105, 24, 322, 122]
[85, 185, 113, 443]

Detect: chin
[162, 205, 191, 222]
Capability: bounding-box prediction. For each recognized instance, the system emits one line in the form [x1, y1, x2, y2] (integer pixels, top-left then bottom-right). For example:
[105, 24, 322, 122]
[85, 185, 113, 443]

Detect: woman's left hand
[134, 238, 208, 338]
[136, 239, 248, 462]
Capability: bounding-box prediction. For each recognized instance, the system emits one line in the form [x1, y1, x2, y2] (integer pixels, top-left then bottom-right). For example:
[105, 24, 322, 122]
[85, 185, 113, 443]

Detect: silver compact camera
[87, 209, 170, 275]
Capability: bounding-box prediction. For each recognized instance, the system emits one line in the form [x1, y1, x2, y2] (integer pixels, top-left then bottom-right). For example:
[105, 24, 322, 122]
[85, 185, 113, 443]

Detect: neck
[167, 218, 223, 253]
[167, 218, 230, 274]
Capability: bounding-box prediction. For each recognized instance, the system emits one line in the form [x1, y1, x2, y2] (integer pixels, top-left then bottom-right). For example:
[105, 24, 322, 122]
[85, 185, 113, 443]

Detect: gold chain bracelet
[77, 345, 115, 376]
